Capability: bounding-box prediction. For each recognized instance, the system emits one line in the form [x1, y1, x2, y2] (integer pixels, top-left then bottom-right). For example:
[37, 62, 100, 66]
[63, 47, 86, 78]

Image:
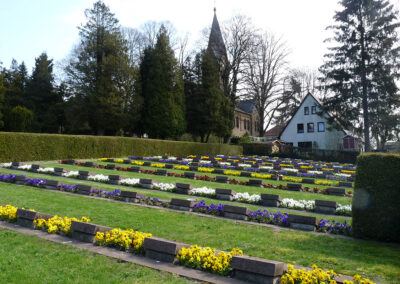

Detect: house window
[304, 107, 309, 115]
[236, 117, 239, 128]
[318, 122, 325, 132]
[297, 124, 304, 133]
[311, 106, 316, 114]
[307, 123, 314, 133]
[298, 141, 312, 148]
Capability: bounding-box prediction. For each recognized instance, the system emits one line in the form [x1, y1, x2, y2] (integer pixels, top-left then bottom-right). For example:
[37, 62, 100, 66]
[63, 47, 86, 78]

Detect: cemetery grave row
[100, 154, 355, 186]
[2, 162, 352, 217]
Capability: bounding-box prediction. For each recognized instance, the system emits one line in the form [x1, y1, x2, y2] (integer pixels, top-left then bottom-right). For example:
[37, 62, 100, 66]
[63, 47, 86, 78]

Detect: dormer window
[304, 107, 309, 115]
[311, 106, 316, 114]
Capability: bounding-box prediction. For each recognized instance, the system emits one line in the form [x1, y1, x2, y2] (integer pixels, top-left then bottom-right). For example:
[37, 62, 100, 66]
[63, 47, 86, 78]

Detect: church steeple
[207, 8, 227, 63]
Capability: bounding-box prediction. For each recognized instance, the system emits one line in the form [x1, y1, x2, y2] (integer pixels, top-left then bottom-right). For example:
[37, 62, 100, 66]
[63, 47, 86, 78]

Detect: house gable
[279, 93, 346, 151]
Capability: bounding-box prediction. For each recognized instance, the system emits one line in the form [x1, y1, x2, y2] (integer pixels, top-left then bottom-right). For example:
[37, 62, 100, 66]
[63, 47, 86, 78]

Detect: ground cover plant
[0, 182, 399, 283]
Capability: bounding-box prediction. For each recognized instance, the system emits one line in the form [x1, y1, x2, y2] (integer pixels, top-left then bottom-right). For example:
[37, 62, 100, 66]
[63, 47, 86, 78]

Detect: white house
[279, 93, 359, 151]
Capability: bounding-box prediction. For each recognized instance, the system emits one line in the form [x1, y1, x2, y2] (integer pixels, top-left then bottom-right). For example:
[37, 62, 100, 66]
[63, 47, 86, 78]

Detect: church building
[207, 8, 260, 138]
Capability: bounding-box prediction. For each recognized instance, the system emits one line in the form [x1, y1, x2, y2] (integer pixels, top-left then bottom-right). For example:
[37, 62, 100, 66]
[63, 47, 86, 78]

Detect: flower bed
[95, 228, 152, 253]
[35, 215, 90, 235]
[177, 245, 243, 275]
[281, 264, 373, 284]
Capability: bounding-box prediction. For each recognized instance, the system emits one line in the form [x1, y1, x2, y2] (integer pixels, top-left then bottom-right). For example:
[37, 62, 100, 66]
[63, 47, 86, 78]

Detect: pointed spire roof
[207, 8, 227, 62]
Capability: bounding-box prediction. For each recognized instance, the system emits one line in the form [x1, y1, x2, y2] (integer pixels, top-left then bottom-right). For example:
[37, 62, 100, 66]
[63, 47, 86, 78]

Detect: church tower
[207, 8, 228, 78]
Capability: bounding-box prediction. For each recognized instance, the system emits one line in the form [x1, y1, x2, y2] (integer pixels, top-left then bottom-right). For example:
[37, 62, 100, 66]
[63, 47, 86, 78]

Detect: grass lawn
[0, 182, 399, 283]
[0, 229, 191, 284]
[37, 162, 353, 204]
[0, 168, 351, 222]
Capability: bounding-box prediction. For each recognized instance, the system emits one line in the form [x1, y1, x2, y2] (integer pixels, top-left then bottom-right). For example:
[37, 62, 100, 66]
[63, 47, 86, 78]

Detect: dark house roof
[278, 92, 347, 139]
[207, 8, 227, 63]
[236, 100, 255, 115]
[265, 124, 286, 137]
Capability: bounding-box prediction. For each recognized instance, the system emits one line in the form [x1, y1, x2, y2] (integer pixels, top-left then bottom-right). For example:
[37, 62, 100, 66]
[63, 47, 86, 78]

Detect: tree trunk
[97, 128, 105, 136]
[205, 132, 211, 143]
[360, 8, 370, 152]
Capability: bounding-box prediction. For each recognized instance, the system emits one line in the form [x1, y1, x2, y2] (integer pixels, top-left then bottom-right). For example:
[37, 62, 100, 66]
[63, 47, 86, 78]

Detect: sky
[1, 0, 400, 77]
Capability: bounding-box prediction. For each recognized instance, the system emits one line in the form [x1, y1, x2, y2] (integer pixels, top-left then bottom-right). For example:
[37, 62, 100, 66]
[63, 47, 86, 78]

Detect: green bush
[242, 142, 273, 155]
[0, 132, 242, 162]
[353, 153, 400, 242]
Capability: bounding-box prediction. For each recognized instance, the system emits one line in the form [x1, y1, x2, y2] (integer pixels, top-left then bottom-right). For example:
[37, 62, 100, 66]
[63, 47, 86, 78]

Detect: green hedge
[353, 153, 400, 242]
[0, 132, 242, 162]
[242, 143, 273, 155]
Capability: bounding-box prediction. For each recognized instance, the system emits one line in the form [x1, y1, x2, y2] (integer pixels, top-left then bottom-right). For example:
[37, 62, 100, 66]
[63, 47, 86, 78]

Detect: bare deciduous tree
[222, 14, 257, 102]
[243, 32, 289, 136]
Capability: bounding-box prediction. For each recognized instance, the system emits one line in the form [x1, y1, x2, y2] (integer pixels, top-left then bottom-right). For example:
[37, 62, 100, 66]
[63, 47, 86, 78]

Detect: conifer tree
[65, 0, 135, 135]
[140, 25, 186, 139]
[26, 52, 61, 133]
[320, 0, 400, 151]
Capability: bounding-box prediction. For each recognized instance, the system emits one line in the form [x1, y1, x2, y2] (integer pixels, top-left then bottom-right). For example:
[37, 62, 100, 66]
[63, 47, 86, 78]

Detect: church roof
[236, 100, 255, 114]
[207, 8, 227, 62]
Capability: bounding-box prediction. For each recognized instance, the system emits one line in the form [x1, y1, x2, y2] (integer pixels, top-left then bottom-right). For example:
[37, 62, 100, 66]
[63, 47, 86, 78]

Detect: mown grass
[0, 182, 399, 283]
[0, 229, 191, 284]
[38, 162, 353, 205]
[0, 168, 351, 222]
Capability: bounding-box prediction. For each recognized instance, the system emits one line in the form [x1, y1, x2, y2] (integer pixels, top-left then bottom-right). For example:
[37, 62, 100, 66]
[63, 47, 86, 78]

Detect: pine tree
[140, 25, 186, 139]
[183, 50, 230, 142]
[26, 52, 61, 133]
[0, 69, 5, 129]
[320, 0, 400, 151]
[65, 0, 135, 135]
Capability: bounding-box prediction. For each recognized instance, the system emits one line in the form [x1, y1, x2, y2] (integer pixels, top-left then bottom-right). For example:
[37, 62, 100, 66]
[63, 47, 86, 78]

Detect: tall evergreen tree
[65, 0, 135, 135]
[0, 69, 5, 129]
[320, 0, 400, 151]
[26, 52, 61, 133]
[140, 25, 186, 139]
[184, 51, 224, 142]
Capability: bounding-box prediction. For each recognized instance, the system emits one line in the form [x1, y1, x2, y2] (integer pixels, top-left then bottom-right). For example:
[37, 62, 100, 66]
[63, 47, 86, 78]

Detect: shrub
[352, 153, 400, 242]
[0, 132, 242, 162]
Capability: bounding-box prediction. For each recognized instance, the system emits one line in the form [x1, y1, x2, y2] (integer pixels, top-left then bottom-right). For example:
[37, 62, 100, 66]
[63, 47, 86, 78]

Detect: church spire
[207, 7, 227, 63]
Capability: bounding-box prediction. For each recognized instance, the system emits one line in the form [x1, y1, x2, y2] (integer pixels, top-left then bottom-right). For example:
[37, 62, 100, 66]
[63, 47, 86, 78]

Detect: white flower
[190, 187, 216, 196]
[183, 158, 193, 162]
[62, 171, 79, 178]
[219, 162, 231, 166]
[168, 157, 177, 161]
[2, 162, 12, 168]
[18, 164, 32, 170]
[152, 156, 162, 159]
[233, 192, 261, 203]
[285, 168, 299, 173]
[336, 204, 352, 214]
[308, 170, 323, 175]
[281, 198, 315, 210]
[120, 178, 140, 186]
[88, 174, 109, 182]
[155, 183, 175, 191]
[260, 166, 273, 170]
[337, 173, 350, 177]
[38, 167, 55, 174]
[199, 160, 212, 164]
[238, 163, 252, 168]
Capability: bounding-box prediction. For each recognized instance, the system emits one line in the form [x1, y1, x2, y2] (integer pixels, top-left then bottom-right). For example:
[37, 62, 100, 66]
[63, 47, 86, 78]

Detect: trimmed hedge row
[353, 153, 400, 242]
[0, 132, 242, 162]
